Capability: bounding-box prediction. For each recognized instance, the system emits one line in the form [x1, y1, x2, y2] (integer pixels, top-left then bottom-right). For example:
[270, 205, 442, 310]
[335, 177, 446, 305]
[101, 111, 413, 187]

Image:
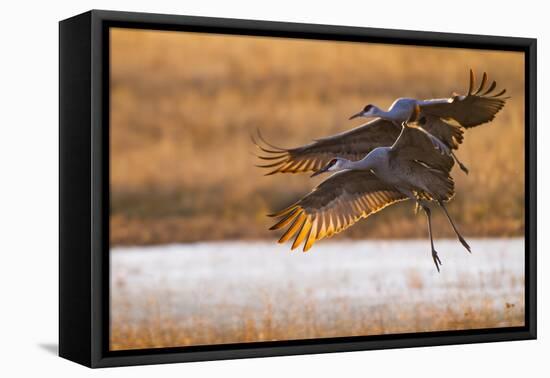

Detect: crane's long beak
[311, 166, 329, 177]
[349, 111, 364, 120]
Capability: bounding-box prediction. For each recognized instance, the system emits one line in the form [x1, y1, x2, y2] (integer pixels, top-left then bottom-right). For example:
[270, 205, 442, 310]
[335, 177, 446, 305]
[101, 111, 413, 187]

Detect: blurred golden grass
[110, 29, 525, 246]
[110, 288, 524, 350]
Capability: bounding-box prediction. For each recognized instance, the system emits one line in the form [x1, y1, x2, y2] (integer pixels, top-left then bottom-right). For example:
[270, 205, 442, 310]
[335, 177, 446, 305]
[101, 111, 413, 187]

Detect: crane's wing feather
[254, 119, 400, 175]
[419, 70, 509, 128]
[269, 170, 407, 251]
[420, 115, 464, 150]
[390, 124, 454, 173]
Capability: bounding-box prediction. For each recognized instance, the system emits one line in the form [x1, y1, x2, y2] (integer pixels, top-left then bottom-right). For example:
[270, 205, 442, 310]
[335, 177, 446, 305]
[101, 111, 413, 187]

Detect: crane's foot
[432, 249, 442, 273]
[458, 161, 469, 175]
[459, 236, 471, 253]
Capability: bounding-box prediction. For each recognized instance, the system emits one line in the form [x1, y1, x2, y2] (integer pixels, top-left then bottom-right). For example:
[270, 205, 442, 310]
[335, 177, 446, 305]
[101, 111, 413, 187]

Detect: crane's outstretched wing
[419, 115, 464, 150]
[389, 124, 455, 173]
[253, 119, 400, 175]
[419, 70, 509, 128]
[269, 170, 407, 251]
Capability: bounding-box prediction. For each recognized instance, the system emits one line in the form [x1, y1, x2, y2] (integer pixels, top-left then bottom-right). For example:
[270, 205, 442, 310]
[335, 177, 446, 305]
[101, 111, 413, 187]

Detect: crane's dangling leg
[401, 189, 442, 272]
[451, 151, 469, 174]
[423, 204, 442, 272]
[438, 200, 471, 253]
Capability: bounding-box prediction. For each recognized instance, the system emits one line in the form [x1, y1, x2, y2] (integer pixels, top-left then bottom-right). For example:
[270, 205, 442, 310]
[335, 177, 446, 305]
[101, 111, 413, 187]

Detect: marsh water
[110, 238, 525, 349]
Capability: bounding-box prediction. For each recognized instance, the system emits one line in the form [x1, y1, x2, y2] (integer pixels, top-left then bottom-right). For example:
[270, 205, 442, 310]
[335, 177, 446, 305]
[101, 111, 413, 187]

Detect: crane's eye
[363, 104, 372, 112]
[328, 159, 337, 167]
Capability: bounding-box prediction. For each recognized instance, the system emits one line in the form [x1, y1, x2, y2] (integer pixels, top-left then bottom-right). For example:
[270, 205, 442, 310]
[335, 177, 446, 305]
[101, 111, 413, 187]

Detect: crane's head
[311, 158, 349, 177]
[349, 104, 378, 120]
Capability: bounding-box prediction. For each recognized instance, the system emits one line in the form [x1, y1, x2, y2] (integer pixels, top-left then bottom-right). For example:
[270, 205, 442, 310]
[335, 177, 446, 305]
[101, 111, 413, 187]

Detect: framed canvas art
[59, 10, 537, 368]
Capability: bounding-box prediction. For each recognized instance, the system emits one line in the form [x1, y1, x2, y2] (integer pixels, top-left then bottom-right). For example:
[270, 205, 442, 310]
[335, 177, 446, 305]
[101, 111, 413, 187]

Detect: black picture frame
[59, 9, 537, 368]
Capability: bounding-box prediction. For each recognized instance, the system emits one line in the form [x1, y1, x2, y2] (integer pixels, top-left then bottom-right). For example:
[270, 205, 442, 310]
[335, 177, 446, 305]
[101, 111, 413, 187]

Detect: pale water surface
[111, 238, 524, 338]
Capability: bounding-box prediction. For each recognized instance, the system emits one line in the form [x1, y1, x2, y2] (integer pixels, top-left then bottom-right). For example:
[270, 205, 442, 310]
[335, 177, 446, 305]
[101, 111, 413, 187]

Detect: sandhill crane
[254, 70, 507, 176]
[267, 123, 469, 272]
[349, 70, 509, 173]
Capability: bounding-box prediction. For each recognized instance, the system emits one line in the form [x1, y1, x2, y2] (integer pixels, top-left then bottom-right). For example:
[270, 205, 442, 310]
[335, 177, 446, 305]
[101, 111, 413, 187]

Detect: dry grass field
[110, 28, 525, 246]
[111, 295, 524, 350]
[109, 29, 526, 351]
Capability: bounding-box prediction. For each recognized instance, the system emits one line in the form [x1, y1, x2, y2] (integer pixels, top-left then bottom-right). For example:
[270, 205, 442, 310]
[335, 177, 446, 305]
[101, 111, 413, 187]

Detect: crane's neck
[329, 158, 369, 173]
[339, 159, 360, 170]
[354, 148, 389, 171]
[370, 106, 401, 122]
[330, 149, 388, 174]
[385, 99, 421, 122]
